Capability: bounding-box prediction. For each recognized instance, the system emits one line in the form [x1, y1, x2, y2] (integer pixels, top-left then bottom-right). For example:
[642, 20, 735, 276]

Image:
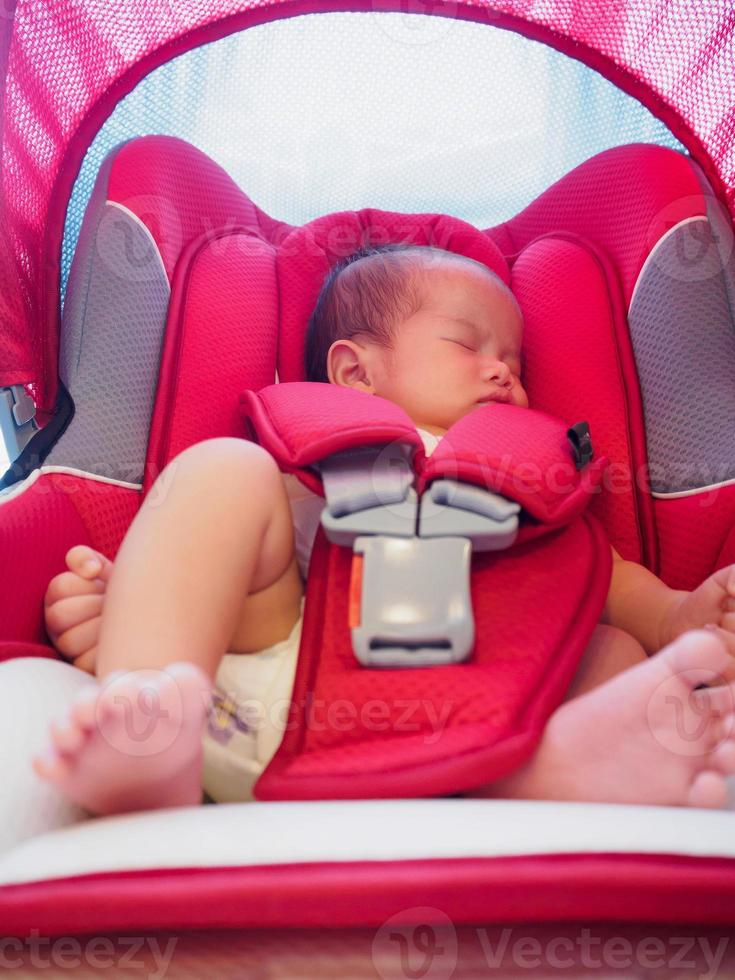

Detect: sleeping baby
[38, 244, 735, 814]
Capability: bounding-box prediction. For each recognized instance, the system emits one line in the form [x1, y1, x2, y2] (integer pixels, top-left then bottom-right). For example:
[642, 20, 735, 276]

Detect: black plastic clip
[567, 421, 593, 470]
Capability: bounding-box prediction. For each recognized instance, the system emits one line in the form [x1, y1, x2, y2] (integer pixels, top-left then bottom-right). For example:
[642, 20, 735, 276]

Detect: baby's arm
[601, 548, 685, 654]
[603, 547, 735, 654]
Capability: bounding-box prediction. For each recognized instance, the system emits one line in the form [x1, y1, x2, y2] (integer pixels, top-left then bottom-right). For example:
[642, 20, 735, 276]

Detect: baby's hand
[665, 564, 735, 654]
[44, 545, 113, 675]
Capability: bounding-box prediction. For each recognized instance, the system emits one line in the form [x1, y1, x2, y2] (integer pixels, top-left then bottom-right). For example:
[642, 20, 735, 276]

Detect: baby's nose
[486, 360, 511, 385]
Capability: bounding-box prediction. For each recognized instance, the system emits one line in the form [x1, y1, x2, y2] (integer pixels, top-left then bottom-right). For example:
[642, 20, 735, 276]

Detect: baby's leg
[473, 630, 735, 807]
[33, 438, 300, 815]
[95, 438, 299, 679]
[564, 624, 647, 700]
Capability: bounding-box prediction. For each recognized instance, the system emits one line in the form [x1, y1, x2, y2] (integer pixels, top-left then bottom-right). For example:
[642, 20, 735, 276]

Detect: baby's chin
[416, 407, 482, 434]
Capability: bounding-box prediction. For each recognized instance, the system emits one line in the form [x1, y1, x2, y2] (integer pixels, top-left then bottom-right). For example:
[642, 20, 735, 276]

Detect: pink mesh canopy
[1, 0, 733, 420]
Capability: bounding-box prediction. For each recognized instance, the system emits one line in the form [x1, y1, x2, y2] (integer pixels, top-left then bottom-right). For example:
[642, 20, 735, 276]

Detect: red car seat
[2, 134, 735, 933]
[3, 134, 734, 659]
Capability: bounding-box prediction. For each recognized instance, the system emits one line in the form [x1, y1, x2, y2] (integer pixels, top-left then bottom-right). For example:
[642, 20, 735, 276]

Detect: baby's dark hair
[305, 243, 498, 383]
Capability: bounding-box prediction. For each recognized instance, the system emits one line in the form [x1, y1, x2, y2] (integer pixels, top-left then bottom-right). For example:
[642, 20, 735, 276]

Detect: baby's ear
[326, 338, 375, 393]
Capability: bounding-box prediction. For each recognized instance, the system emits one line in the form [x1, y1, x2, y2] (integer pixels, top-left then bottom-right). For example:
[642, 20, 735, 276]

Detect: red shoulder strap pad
[240, 383, 423, 493]
[418, 403, 607, 525]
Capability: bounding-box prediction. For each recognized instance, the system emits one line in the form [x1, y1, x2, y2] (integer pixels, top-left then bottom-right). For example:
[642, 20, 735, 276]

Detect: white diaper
[202, 607, 302, 803]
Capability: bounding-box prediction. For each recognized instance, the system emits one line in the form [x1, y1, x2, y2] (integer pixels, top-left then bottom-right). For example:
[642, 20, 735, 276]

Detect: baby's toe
[69, 685, 102, 730]
[710, 733, 735, 775]
[50, 718, 86, 755]
[693, 683, 735, 716]
[32, 750, 72, 783]
[662, 630, 732, 689]
[706, 710, 733, 751]
[687, 770, 727, 809]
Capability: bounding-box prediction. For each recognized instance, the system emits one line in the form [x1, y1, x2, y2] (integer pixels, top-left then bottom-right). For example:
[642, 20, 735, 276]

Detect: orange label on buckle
[348, 553, 363, 628]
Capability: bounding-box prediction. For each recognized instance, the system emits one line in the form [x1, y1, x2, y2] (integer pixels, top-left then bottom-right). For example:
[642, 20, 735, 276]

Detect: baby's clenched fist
[44, 545, 112, 674]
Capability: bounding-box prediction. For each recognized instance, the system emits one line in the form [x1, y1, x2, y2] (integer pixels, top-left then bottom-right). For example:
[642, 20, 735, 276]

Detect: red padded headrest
[276, 209, 509, 382]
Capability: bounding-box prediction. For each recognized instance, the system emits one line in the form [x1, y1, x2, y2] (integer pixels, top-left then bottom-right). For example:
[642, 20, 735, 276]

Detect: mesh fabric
[629, 219, 735, 495]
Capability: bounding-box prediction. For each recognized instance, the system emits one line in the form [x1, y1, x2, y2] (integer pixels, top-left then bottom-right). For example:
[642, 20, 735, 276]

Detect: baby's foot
[480, 630, 735, 808]
[33, 663, 211, 815]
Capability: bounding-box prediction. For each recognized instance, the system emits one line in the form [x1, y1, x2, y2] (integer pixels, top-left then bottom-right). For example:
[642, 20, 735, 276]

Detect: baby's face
[369, 261, 527, 434]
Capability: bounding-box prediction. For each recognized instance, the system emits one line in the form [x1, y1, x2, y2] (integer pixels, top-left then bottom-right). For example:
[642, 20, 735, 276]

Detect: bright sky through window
[63, 13, 681, 305]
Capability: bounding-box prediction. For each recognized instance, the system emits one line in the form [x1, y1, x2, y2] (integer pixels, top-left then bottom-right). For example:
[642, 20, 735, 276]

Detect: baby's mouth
[476, 389, 511, 405]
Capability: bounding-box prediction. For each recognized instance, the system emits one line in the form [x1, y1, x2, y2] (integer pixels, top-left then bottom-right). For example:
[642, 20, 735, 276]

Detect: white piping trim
[3, 467, 730, 509]
[629, 215, 708, 310]
[103, 200, 169, 282]
[0, 798, 734, 886]
[652, 474, 735, 499]
[0, 465, 141, 504]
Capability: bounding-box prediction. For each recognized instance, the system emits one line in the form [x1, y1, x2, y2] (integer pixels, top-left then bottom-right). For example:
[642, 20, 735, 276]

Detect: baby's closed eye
[441, 336, 477, 351]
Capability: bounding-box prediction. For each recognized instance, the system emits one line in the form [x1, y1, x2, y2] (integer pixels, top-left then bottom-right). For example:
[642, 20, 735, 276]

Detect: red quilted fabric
[495, 145, 705, 306]
[61, 477, 140, 560]
[106, 136, 290, 284]
[146, 233, 279, 486]
[513, 235, 652, 565]
[0, 474, 135, 646]
[658, 490, 735, 591]
[241, 381, 421, 494]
